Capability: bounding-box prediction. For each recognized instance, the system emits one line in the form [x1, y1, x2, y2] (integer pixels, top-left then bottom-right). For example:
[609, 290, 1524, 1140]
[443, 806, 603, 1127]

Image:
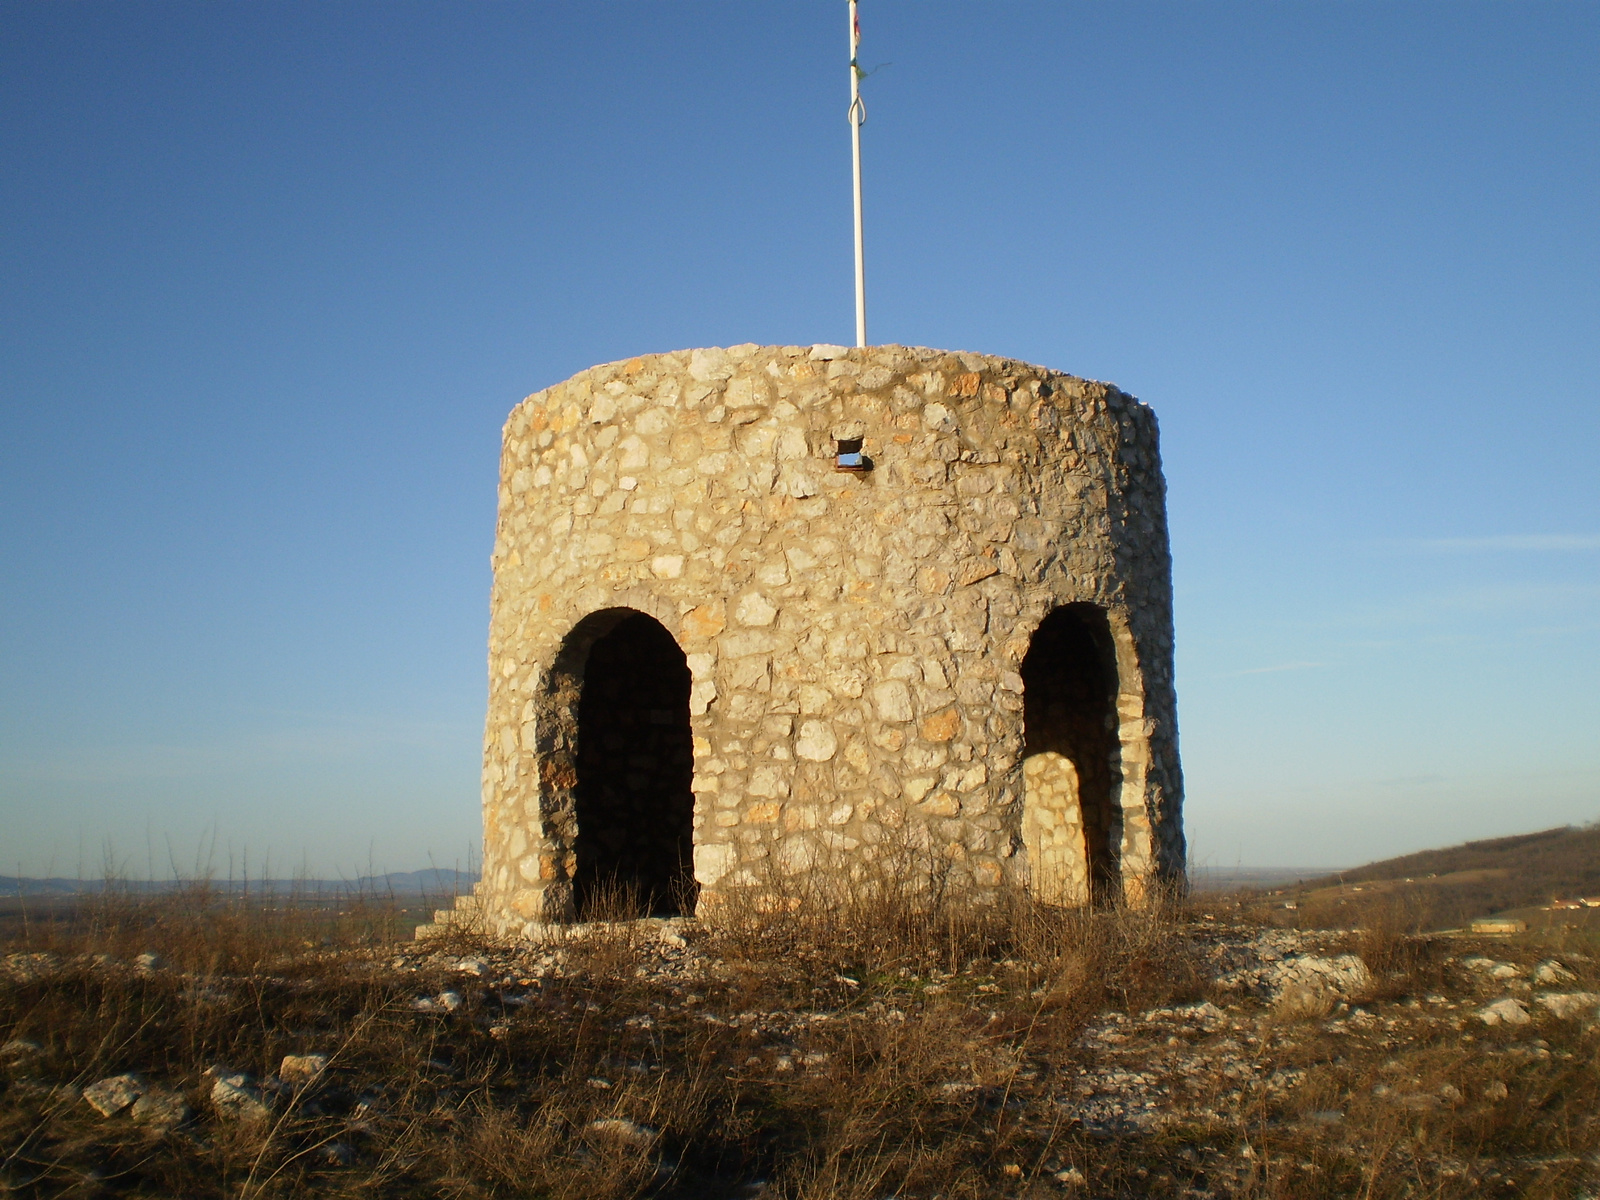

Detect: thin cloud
[1413, 534, 1600, 553]
[0, 719, 473, 785]
[1225, 661, 1328, 677]
[1316, 582, 1600, 636]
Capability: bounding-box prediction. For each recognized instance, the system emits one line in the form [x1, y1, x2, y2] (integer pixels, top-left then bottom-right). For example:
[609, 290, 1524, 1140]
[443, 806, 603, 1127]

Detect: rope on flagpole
[849, 0, 867, 349]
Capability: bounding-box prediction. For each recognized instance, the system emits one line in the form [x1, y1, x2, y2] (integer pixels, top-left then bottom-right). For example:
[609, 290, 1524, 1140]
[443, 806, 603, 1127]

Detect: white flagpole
[848, 0, 867, 348]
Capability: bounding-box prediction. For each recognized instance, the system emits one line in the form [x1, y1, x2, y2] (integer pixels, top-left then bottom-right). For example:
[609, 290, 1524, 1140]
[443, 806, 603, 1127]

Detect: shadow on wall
[1021, 604, 1122, 907]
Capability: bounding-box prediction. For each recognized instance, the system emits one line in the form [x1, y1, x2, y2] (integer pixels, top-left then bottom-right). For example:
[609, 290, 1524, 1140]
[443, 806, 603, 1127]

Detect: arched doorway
[1020, 604, 1122, 906]
[570, 611, 696, 918]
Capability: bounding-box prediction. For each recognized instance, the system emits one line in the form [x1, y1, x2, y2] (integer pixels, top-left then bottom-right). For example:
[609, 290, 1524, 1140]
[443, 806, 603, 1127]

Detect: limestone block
[279, 1054, 329, 1086]
[920, 709, 961, 742]
[871, 680, 914, 723]
[682, 603, 726, 640]
[726, 693, 765, 722]
[921, 793, 960, 818]
[795, 721, 838, 762]
[83, 1075, 143, 1118]
[798, 684, 832, 715]
[842, 739, 871, 775]
[734, 593, 778, 626]
[746, 767, 785, 799]
[694, 842, 736, 886]
[689, 347, 732, 381]
[689, 680, 717, 716]
[130, 1087, 189, 1132]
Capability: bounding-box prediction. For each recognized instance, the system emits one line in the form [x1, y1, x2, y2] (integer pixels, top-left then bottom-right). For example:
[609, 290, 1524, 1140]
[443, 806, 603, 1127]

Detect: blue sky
[2, 2, 1596, 877]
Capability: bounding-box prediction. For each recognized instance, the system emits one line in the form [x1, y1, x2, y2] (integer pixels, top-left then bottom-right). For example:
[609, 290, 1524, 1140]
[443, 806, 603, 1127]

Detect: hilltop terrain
[3, 869, 1599, 1199]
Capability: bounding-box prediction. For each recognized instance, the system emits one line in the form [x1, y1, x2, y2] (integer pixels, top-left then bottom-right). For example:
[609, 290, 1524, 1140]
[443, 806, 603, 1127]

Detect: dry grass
[3, 870, 1598, 1198]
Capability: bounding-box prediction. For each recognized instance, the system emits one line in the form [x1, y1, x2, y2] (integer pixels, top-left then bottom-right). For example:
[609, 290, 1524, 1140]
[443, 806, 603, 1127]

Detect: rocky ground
[3, 897, 1598, 1198]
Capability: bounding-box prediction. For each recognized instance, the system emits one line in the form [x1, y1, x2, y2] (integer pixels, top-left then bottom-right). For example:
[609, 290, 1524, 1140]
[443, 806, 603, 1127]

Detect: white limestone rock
[1533, 960, 1577, 985]
[1477, 998, 1532, 1026]
[130, 1086, 189, 1132]
[279, 1053, 329, 1085]
[587, 1117, 659, 1149]
[1533, 991, 1600, 1019]
[82, 1074, 143, 1117]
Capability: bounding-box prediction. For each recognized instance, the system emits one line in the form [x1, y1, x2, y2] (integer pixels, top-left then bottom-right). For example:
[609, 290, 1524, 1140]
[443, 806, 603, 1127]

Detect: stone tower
[468, 343, 1182, 937]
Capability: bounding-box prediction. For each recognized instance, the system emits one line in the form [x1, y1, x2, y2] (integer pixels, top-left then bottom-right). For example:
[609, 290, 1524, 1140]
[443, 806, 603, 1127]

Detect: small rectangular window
[834, 438, 868, 471]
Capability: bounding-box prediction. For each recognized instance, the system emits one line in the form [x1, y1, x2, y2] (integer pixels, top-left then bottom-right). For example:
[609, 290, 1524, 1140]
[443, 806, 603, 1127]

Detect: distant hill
[356, 869, 477, 895]
[0, 869, 477, 899]
[1290, 824, 1600, 928]
[0, 877, 87, 898]
[1190, 866, 1341, 892]
[1334, 826, 1598, 887]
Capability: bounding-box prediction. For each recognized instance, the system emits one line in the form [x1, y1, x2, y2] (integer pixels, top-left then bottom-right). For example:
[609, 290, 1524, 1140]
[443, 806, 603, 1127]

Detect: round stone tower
[472, 343, 1183, 936]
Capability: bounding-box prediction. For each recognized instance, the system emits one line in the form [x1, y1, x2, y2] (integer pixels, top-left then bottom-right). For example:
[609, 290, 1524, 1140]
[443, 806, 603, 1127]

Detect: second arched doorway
[1020, 604, 1123, 906]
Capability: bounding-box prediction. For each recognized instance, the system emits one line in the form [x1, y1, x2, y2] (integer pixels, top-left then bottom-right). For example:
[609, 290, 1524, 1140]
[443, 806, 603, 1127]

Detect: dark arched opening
[572, 612, 696, 918]
[1020, 604, 1122, 905]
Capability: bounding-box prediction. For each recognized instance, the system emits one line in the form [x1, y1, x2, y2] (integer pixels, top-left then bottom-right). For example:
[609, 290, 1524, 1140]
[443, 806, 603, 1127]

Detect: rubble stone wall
[477, 344, 1183, 935]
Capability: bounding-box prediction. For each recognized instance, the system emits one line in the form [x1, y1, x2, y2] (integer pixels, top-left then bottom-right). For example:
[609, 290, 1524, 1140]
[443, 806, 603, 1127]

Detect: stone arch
[1019, 603, 1123, 906]
[541, 607, 696, 919]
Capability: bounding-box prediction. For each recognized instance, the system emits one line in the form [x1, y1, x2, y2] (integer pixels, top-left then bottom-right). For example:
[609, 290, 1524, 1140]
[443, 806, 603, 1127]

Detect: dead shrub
[1268, 981, 1340, 1022]
[1356, 890, 1436, 969]
[5, 875, 407, 977]
[702, 837, 1200, 1020]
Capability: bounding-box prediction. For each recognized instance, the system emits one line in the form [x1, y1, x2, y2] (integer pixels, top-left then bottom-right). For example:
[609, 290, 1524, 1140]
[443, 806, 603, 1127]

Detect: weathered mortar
[474, 343, 1183, 936]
